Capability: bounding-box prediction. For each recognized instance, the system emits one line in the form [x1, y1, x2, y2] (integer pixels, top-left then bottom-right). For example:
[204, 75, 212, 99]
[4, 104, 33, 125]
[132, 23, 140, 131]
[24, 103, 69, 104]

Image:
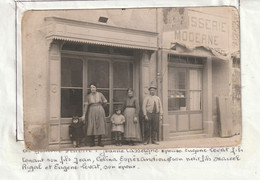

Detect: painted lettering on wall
[173, 15, 227, 47]
[174, 30, 219, 46]
[163, 8, 229, 51]
[190, 16, 227, 33]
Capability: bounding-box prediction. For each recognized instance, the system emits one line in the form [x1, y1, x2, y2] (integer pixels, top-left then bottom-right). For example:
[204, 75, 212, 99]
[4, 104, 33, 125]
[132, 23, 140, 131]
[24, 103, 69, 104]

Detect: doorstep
[59, 135, 241, 151]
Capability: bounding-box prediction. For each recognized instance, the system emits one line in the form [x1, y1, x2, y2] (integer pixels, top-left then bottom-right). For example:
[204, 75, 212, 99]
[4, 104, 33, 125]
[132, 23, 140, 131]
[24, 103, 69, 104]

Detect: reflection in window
[113, 90, 127, 103]
[168, 68, 187, 111]
[61, 58, 83, 87]
[61, 89, 82, 117]
[88, 60, 109, 88]
[168, 90, 186, 111]
[61, 57, 83, 118]
[113, 61, 133, 88]
[168, 66, 202, 111]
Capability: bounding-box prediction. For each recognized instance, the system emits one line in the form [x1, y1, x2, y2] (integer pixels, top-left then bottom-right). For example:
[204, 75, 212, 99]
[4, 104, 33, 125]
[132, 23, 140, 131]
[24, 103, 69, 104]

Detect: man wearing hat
[142, 86, 163, 145]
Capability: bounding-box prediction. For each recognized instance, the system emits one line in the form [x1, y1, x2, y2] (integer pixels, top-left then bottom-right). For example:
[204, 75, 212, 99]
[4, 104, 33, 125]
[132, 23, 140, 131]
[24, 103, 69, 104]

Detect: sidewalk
[64, 135, 241, 151]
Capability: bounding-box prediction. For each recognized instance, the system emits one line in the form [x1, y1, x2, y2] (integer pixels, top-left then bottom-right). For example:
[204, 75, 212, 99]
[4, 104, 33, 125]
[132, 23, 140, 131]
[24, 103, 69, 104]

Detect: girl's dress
[111, 114, 125, 133]
[123, 96, 141, 141]
[69, 120, 85, 140]
[85, 92, 107, 136]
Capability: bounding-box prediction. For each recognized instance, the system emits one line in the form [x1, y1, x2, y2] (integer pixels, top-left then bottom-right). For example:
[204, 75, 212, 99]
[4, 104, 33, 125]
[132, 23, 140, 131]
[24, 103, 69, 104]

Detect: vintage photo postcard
[22, 7, 241, 151]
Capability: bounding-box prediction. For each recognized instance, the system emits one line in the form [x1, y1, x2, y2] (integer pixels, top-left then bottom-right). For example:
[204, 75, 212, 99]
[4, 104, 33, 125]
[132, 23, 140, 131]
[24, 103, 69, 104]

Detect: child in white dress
[111, 108, 125, 146]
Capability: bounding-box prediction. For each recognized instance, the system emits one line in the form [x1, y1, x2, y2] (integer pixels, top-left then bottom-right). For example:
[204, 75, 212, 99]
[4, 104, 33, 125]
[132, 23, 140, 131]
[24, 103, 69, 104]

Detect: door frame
[167, 60, 204, 134]
[58, 49, 139, 146]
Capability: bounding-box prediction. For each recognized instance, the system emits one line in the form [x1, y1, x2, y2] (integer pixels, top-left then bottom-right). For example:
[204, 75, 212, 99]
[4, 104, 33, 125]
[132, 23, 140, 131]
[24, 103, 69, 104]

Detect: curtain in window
[189, 69, 202, 110]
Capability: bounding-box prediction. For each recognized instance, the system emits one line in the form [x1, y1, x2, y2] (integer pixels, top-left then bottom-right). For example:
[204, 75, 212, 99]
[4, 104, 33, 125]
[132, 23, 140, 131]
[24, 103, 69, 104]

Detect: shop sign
[163, 8, 229, 53]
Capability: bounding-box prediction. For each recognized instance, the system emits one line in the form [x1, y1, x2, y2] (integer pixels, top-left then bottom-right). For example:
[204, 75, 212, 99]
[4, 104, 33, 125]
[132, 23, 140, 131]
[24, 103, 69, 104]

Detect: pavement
[63, 135, 241, 151]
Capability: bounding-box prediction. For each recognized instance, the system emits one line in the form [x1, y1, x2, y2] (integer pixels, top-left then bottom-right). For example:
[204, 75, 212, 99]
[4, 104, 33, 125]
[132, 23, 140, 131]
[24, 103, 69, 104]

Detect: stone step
[169, 133, 207, 140]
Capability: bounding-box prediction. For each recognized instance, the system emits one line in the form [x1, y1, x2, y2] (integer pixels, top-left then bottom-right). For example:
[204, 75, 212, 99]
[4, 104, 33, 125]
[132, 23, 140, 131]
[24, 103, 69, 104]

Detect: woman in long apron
[123, 88, 141, 145]
[82, 83, 107, 147]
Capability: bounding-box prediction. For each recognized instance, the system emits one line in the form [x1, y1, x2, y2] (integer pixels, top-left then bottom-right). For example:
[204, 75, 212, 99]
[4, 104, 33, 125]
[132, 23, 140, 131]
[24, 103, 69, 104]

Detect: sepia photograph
[22, 7, 241, 151]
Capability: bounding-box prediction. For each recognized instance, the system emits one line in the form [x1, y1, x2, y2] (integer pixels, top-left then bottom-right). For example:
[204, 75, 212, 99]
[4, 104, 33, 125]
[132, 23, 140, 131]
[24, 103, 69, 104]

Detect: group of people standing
[69, 83, 163, 148]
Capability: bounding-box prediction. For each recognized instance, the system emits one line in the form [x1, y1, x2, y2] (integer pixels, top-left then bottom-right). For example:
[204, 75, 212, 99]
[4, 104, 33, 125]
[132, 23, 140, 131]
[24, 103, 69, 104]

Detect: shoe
[98, 143, 104, 147]
[152, 141, 159, 145]
[89, 142, 95, 147]
[89, 136, 95, 147]
[97, 135, 104, 147]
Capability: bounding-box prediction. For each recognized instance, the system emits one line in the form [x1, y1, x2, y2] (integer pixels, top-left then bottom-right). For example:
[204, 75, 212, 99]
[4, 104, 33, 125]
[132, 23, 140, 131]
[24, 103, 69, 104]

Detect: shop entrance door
[167, 55, 204, 137]
[59, 53, 136, 147]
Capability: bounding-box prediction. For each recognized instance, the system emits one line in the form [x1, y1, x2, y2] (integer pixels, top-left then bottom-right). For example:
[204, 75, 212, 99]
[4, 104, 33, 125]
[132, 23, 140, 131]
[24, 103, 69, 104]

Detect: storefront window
[61, 53, 134, 118]
[189, 69, 202, 111]
[61, 89, 83, 117]
[88, 60, 109, 88]
[113, 61, 133, 111]
[113, 61, 133, 88]
[87, 60, 110, 117]
[168, 57, 203, 112]
[168, 68, 187, 111]
[61, 58, 83, 117]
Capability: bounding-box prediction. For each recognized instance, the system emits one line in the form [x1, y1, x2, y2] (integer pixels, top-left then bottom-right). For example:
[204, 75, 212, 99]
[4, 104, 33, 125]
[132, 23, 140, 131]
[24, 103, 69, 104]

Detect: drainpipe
[156, 8, 163, 141]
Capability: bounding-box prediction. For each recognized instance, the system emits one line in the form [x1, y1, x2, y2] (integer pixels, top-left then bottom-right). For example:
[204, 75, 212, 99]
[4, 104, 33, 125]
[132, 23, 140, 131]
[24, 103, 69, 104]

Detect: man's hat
[148, 86, 157, 90]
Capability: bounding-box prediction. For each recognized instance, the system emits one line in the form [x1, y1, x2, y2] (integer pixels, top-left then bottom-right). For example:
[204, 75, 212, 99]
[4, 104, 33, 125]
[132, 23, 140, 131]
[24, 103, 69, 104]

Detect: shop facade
[22, 8, 240, 150]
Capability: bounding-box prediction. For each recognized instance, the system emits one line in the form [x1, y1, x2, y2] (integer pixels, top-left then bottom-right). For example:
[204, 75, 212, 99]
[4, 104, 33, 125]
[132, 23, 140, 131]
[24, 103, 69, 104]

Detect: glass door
[168, 66, 203, 132]
[86, 58, 134, 142]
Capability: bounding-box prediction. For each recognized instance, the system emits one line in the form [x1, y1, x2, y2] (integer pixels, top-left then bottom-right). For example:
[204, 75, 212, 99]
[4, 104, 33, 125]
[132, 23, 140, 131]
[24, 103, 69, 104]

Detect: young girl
[111, 107, 125, 146]
[69, 116, 85, 148]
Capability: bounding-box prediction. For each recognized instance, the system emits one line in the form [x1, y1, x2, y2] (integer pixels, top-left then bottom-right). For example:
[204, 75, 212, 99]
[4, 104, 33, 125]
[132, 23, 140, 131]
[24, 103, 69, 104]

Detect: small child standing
[111, 108, 125, 146]
[69, 116, 85, 148]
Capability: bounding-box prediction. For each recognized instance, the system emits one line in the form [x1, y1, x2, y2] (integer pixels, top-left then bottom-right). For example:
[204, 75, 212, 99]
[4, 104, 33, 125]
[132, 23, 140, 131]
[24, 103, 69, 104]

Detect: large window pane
[113, 90, 127, 102]
[99, 90, 110, 102]
[61, 58, 83, 87]
[61, 89, 82, 117]
[168, 56, 203, 113]
[103, 104, 109, 117]
[113, 103, 125, 113]
[190, 69, 202, 90]
[190, 91, 201, 110]
[168, 68, 186, 90]
[113, 61, 133, 88]
[168, 90, 186, 111]
[88, 60, 109, 88]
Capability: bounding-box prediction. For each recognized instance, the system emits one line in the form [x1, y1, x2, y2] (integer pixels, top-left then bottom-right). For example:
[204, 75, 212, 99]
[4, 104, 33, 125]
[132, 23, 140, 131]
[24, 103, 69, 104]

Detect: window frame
[60, 55, 84, 120]
[168, 60, 204, 114]
[61, 50, 136, 120]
